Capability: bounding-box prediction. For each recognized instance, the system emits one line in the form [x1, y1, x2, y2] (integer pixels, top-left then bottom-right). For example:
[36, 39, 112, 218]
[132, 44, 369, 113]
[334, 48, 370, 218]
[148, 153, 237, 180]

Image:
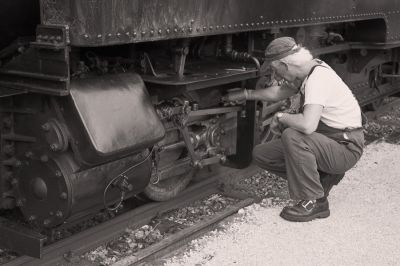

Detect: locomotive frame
[1, 0, 400, 257]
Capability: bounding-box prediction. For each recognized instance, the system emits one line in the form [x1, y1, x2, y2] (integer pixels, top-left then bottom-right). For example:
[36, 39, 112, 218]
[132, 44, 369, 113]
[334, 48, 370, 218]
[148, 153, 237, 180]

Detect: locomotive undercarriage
[2, 19, 400, 256]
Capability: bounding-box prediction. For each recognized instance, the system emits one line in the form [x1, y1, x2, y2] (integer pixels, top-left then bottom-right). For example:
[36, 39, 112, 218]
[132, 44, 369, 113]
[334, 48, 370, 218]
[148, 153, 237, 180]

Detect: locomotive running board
[0, 217, 46, 258]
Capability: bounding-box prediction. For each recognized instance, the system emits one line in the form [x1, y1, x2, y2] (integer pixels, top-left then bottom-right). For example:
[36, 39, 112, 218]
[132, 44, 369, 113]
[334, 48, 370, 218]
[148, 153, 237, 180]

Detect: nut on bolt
[50, 143, 60, 151]
[10, 178, 18, 187]
[193, 160, 203, 168]
[42, 123, 50, 131]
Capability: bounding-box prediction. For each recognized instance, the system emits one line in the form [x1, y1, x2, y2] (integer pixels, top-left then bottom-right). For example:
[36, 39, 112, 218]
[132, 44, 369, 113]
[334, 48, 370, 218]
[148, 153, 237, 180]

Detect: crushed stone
[163, 142, 400, 266]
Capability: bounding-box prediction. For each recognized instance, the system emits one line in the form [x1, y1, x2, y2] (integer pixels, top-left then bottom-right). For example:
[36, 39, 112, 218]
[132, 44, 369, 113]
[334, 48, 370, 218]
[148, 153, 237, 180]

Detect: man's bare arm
[278, 104, 323, 134]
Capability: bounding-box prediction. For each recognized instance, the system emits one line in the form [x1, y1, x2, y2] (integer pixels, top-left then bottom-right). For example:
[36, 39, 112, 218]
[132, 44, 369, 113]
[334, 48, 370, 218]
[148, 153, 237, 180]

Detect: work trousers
[252, 127, 364, 200]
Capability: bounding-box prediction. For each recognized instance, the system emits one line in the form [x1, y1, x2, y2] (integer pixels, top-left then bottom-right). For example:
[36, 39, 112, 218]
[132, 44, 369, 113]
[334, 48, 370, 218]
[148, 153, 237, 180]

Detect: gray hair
[276, 47, 313, 67]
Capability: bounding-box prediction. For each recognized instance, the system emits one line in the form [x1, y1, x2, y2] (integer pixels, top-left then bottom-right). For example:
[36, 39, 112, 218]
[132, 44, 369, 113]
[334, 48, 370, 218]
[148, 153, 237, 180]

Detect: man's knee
[281, 128, 303, 144]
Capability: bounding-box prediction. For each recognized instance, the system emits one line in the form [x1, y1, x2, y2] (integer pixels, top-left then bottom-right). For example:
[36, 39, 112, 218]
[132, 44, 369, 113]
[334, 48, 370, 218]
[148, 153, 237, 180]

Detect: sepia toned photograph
[0, 1, 399, 265]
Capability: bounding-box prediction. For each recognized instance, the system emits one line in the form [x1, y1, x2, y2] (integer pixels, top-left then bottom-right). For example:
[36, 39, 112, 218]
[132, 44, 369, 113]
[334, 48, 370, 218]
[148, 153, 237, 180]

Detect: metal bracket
[0, 217, 47, 258]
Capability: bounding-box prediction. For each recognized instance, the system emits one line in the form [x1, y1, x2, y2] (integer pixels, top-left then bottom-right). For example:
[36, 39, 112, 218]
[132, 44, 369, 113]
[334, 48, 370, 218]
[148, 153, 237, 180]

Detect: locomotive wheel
[143, 169, 194, 201]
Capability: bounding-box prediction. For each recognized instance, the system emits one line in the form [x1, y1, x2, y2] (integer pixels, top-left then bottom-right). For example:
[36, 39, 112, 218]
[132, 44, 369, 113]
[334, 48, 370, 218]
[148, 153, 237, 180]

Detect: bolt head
[50, 143, 59, 151]
[16, 199, 24, 207]
[42, 123, 50, 131]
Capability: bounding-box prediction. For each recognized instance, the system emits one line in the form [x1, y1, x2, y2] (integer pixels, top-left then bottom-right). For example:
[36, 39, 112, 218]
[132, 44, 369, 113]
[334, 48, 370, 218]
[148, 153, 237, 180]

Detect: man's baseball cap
[260, 37, 300, 73]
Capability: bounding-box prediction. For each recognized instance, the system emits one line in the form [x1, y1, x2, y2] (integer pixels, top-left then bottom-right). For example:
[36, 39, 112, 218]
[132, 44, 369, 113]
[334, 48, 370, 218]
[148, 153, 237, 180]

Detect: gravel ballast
[163, 142, 400, 266]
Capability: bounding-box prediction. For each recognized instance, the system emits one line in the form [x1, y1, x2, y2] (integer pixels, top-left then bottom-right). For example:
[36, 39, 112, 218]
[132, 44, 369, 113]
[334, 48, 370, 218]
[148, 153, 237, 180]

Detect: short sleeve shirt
[302, 62, 362, 129]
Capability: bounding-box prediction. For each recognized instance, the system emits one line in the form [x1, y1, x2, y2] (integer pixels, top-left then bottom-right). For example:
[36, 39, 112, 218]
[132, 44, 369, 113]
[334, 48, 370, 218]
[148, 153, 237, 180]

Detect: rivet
[246, 23, 249, 27]
[240, 23, 244, 27]
[256, 22, 259, 26]
[11, 178, 18, 187]
[55, 170, 62, 177]
[141, 31, 146, 36]
[84, 34, 89, 39]
[28, 215, 36, 222]
[261, 22, 265, 25]
[196, 28, 200, 32]
[60, 192, 67, 200]
[181, 28, 185, 33]
[174, 28, 178, 33]
[133, 32, 137, 37]
[150, 30, 154, 35]
[40, 155, 48, 162]
[228, 24, 232, 28]
[203, 26, 207, 31]
[56, 211, 63, 218]
[216, 25, 220, 29]
[234, 24, 238, 27]
[260, 15, 264, 19]
[43, 219, 51, 226]
[166, 29, 170, 34]
[108, 33, 112, 37]
[190, 19, 195, 24]
[189, 27, 193, 32]
[251, 23, 255, 26]
[117, 33, 121, 37]
[209, 26, 213, 30]
[25, 151, 33, 158]
[126, 32, 130, 36]
[97, 34, 102, 38]
[222, 25, 226, 29]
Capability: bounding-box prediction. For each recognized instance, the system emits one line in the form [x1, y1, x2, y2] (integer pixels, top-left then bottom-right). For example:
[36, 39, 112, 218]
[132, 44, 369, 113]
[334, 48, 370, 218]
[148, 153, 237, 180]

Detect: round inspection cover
[14, 155, 72, 228]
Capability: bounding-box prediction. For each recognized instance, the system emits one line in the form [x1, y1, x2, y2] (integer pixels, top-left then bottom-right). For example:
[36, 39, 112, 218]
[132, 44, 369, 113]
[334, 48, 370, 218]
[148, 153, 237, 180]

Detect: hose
[103, 147, 154, 211]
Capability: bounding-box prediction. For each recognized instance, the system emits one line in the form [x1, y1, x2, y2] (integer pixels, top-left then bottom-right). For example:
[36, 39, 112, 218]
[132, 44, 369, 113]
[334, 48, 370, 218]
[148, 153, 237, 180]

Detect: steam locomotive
[1, 0, 400, 256]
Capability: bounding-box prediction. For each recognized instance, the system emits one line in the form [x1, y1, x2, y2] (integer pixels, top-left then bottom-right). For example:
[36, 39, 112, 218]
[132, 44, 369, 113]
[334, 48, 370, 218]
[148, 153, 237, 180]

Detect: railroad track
[2, 166, 259, 266]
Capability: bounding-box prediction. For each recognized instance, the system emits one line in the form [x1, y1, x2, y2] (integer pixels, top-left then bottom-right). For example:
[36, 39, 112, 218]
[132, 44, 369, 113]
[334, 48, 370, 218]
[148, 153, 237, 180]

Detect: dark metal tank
[40, 0, 400, 46]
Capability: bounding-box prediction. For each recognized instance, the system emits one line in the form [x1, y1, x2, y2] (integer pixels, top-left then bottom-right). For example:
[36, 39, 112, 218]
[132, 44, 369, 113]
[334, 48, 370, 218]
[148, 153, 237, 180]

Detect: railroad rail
[2, 166, 259, 266]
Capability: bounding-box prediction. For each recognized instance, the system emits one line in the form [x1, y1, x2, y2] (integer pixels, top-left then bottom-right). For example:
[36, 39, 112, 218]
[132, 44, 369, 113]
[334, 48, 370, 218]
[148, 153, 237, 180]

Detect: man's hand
[221, 88, 249, 103]
[270, 113, 286, 136]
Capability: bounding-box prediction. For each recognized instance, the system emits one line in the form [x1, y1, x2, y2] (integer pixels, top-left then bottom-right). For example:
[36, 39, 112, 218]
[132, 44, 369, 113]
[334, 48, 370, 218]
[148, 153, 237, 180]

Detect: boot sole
[280, 209, 330, 222]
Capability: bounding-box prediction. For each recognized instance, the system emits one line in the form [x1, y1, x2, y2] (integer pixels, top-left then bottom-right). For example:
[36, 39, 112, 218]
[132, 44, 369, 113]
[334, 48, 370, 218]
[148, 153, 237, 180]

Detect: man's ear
[277, 61, 289, 71]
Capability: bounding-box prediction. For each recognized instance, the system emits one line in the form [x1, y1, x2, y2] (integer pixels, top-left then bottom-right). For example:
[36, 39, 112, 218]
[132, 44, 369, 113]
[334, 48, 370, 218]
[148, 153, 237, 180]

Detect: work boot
[319, 173, 345, 198]
[280, 198, 330, 222]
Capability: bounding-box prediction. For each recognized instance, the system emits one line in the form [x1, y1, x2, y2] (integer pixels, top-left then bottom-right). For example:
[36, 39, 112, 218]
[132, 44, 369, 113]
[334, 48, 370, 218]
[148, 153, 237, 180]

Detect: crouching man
[223, 37, 364, 222]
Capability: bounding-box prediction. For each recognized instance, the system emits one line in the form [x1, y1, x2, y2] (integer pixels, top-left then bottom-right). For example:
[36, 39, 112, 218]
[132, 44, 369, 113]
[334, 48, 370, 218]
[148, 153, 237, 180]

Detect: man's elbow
[302, 123, 318, 135]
